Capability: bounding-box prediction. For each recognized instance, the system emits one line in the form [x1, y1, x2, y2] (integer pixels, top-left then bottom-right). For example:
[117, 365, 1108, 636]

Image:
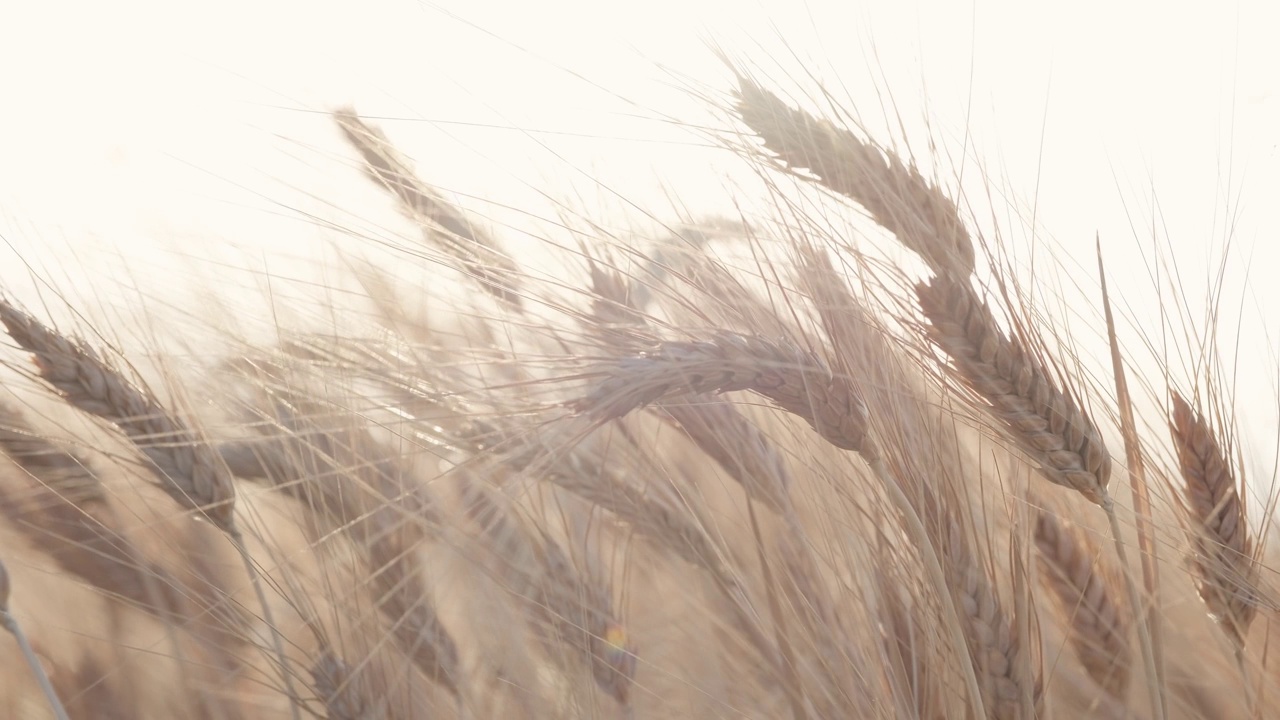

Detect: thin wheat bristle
[1034, 509, 1132, 698]
[0, 300, 238, 532]
[575, 332, 870, 453]
[734, 77, 976, 277]
[1169, 390, 1257, 647]
[915, 275, 1111, 505]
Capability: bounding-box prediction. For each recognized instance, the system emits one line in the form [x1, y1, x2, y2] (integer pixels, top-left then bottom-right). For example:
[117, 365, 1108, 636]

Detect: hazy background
[1, 0, 1278, 481]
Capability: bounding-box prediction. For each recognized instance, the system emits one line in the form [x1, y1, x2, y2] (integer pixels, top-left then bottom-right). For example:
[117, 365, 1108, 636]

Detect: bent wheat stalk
[574, 332, 869, 453]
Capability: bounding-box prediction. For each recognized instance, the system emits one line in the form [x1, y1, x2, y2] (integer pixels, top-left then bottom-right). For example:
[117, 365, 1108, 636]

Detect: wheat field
[2, 6, 1279, 719]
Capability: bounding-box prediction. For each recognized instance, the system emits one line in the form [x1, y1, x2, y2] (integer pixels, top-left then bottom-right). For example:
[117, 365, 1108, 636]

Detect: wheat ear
[943, 521, 1040, 720]
[574, 332, 869, 453]
[575, 332, 996, 718]
[0, 301, 238, 530]
[334, 108, 524, 310]
[0, 402, 197, 629]
[1168, 391, 1257, 647]
[1034, 510, 1132, 698]
[915, 275, 1111, 504]
[583, 251, 792, 512]
[0, 300, 302, 719]
[733, 77, 975, 277]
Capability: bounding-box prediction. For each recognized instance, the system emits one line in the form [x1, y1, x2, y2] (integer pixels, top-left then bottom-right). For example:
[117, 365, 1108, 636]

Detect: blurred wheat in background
[1, 2, 1279, 718]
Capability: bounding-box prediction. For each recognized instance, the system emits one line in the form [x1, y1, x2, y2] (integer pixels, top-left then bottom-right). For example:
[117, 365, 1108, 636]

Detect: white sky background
[1, 0, 1278, 482]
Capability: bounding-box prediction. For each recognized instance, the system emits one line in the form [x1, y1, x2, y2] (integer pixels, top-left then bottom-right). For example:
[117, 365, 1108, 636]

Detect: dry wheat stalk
[0, 300, 238, 532]
[733, 77, 975, 278]
[574, 332, 869, 453]
[1, 556, 72, 720]
[1034, 510, 1132, 698]
[915, 275, 1110, 505]
[1168, 391, 1257, 647]
[334, 108, 524, 310]
[1096, 241, 1168, 715]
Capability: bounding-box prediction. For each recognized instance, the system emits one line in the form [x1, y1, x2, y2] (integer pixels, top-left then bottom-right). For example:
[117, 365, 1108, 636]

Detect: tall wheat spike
[1168, 390, 1257, 647]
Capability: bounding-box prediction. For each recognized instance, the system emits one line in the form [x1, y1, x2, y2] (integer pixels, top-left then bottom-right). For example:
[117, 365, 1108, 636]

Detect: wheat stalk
[1, 556, 72, 720]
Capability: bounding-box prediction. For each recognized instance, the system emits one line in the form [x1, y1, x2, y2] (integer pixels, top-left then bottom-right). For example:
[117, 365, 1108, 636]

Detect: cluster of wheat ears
[0, 65, 1272, 720]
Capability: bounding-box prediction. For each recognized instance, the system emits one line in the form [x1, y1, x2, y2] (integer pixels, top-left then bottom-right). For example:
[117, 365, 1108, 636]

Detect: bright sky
[1, 0, 1278, 476]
